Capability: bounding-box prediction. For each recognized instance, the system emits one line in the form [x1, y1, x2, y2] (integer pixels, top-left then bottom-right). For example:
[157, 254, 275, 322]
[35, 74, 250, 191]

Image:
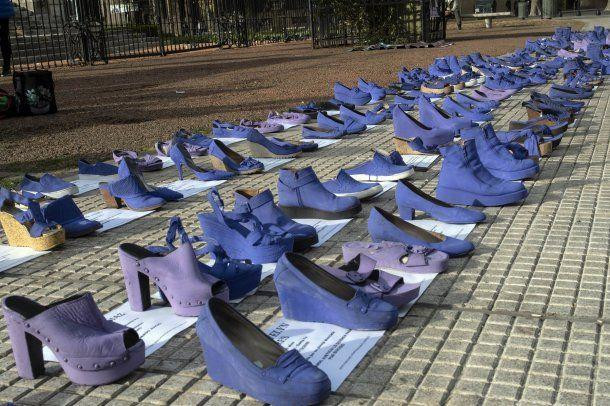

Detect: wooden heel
[0, 211, 65, 251]
[394, 137, 427, 155]
[100, 188, 122, 208]
[538, 141, 553, 157]
[210, 155, 231, 172]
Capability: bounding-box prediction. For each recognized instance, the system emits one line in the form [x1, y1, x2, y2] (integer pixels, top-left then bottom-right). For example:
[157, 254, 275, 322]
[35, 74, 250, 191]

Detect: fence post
[155, 0, 166, 55]
[308, 0, 315, 48]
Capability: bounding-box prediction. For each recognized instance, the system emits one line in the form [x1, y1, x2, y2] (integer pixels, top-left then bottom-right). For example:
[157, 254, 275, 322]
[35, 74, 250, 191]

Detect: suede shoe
[274, 253, 398, 330]
[277, 167, 361, 219]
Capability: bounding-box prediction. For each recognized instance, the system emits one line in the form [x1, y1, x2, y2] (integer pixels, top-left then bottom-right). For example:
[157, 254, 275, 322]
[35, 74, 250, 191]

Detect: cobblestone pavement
[0, 78, 609, 405]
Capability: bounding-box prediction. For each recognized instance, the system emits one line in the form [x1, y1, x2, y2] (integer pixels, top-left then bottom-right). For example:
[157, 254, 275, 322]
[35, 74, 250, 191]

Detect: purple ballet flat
[112, 150, 163, 172]
[321, 254, 421, 307]
[239, 119, 284, 134]
[342, 241, 449, 274]
[118, 241, 229, 317]
[2, 293, 145, 385]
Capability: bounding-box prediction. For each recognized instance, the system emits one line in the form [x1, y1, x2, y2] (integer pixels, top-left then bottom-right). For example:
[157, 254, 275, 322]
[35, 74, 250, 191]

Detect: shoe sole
[246, 141, 302, 159]
[293, 234, 320, 251]
[278, 204, 362, 220]
[22, 186, 79, 199]
[436, 186, 528, 207]
[78, 174, 119, 182]
[0, 212, 65, 251]
[349, 169, 414, 182]
[334, 184, 384, 200]
[487, 165, 540, 181]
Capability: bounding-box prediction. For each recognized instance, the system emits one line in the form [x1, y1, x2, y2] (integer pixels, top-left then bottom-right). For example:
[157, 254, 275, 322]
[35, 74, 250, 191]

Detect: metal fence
[6, 0, 445, 70]
[7, 0, 311, 70]
[310, 0, 445, 48]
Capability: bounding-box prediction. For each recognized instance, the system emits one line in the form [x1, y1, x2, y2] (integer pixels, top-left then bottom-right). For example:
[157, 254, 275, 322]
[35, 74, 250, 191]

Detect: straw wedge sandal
[0, 188, 65, 251]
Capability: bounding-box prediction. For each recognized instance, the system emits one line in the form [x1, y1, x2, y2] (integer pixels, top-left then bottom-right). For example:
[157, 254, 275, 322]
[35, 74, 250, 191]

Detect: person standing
[529, 0, 542, 16]
[448, 0, 462, 30]
[0, 0, 14, 77]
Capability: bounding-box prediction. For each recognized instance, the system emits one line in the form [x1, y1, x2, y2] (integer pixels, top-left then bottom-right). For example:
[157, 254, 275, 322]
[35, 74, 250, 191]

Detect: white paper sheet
[400, 154, 439, 169]
[85, 209, 154, 233]
[408, 219, 476, 240]
[73, 179, 104, 195]
[0, 245, 49, 273]
[326, 110, 340, 116]
[44, 303, 197, 361]
[296, 218, 352, 247]
[301, 139, 341, 149]
[156, 179, 226, 199]
[258, 158, 296, 172]
[159, 155, 175, 169]
[266, 319, 384, 391]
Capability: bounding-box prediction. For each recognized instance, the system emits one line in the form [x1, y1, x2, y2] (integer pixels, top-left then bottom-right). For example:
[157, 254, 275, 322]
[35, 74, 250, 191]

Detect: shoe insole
[376, 207, 445, 243]
[209, 298, 284, 369]
[400, 180, 453, 208]
[285, 253, 355, 301]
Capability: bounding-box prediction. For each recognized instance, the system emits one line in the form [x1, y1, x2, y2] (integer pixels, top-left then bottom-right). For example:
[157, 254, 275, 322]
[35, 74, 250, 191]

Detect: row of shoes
[2, 26, 606, 405]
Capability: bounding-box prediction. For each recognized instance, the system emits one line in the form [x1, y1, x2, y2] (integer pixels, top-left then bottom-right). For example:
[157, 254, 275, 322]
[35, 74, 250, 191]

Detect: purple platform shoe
[118, 241, 229, 316]
[2, 293, 145, 385]
[342, 241, 449, 274]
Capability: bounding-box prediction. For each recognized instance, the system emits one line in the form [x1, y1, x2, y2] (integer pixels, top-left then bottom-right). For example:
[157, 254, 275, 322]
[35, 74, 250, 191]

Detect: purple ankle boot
[2, 293, 145, 385]
[118, 241, 229, 316]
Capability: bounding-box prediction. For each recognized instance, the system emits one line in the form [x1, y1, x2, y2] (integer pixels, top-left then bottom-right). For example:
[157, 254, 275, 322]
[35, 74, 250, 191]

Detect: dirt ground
[0, 17, 583, 176]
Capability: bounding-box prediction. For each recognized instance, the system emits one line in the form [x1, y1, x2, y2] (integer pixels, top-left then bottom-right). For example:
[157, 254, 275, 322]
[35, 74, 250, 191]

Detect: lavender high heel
[118, 241, 229, 317]
[2, 293, 145, 385]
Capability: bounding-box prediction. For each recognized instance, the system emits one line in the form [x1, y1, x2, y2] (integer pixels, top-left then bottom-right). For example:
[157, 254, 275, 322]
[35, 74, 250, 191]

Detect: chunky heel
[122, 267, 151, 312]
[99, 185, 123, 208]
[394, 137, 426, 155]
[539, 140, 553, 156]
[176, 163, 184, 180]
[398, 205, 415, 220]
[5, 317, 44, 379]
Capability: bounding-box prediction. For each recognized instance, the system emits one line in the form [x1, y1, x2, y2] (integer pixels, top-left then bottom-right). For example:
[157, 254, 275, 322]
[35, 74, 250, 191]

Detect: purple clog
[2, 293, 145, 385]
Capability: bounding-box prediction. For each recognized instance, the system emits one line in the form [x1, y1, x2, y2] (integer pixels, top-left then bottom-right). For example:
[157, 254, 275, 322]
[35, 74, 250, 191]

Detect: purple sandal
[239, 119, 284, 134]
[2, 293, 145, 385]
[267, 111, 310, 126]
[321, 254, 420, 307]
[342, 241, 449, 274]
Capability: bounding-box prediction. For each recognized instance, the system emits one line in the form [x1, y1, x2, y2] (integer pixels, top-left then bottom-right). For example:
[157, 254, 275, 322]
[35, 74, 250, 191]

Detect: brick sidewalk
[0, 79, 608, 405]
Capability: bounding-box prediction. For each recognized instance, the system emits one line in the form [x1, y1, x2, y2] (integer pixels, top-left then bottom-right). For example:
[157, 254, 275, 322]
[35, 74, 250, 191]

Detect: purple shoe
[169, 143, 235, 182]
[339, 104, 386, 125]
[419, 97, 475, 135]
[396, 179, 486, 224]
[2, 293, 145, 385]
[322, 169, 383, 200]
[302, 125, 347, 139]
[342, 241, 449, 274]
[475, 86, 518, 101]
[317, 112, 367, 134]
[118, 240, 229, 317]
[112, 150, 163, 172]
[345, 151, 414, 182]
[321, 254, 420, 307]
[20, 174, 78, 199]
[239, 119, 284, 134]
[267, 111, 310, 126]
[333, 82, 372, 106]
[357, 78, 386, 101]
[393, 105, 454, 151]
[208, 140, 264, 175]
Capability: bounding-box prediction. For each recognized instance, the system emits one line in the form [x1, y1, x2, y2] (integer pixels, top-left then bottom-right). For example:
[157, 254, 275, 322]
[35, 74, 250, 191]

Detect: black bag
[13, 70, 58, 116]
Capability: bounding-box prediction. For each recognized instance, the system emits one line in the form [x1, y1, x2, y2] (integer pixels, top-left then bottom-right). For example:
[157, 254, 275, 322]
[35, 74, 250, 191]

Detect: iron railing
[6, 0, 445, 70]
[7, 0, 312, 70]
[310, 0, 445, 48]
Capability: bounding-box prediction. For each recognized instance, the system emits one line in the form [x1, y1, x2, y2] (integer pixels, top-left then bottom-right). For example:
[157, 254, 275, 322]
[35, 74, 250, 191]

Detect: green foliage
[322, 0, 422, 44]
